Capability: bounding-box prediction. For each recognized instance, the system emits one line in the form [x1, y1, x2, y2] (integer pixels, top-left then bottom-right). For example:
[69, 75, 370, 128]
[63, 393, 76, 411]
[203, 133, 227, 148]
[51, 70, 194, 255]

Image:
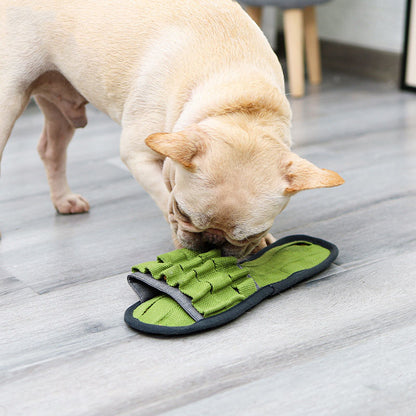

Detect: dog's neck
[173, 68, 290, 133]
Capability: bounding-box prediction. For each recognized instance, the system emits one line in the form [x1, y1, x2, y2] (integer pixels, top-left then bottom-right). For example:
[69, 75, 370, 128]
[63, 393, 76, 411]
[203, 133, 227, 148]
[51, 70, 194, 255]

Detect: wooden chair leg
[245, 6, 263, 26]
[304, 6, 322, 85]
[283, 9, 305, 98]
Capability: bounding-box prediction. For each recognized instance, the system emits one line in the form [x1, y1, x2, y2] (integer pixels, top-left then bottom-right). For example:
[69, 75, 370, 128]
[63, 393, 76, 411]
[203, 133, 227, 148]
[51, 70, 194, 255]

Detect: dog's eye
[237, 230, 267, 243]
[176, 203, 191, 222]
[249, 230, 267, 240]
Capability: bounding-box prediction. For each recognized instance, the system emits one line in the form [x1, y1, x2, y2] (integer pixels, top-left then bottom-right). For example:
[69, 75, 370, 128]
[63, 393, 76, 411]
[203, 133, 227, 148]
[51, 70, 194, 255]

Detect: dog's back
[1, 0, 284, 115]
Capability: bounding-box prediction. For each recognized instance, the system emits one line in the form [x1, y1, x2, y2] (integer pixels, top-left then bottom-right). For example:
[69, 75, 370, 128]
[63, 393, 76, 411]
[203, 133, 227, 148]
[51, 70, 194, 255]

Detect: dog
[0, 0, 344, 258]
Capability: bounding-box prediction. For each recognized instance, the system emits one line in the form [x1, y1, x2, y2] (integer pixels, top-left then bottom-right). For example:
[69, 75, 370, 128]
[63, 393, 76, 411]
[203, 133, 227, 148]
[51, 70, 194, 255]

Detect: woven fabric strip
[131, 248, 258, 318]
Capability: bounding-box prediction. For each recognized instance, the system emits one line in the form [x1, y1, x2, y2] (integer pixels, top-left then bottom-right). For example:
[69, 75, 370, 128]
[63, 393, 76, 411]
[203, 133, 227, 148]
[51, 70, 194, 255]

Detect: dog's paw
[252, 233, 276, 253]
[54, 193, 90, 214]
[263, 233, 276, 245]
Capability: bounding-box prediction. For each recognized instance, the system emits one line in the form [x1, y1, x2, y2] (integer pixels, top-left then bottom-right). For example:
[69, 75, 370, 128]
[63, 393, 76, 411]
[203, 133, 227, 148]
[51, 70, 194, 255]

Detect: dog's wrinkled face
[146, 120, 344, 258]
[169, 177, 289, 257]
[167, 158, 290, 258]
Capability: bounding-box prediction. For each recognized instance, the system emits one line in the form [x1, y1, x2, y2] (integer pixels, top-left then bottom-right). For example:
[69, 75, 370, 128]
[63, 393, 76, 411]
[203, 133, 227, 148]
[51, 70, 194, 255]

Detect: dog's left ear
[282, 152, 344, 194]
[145, 127, 207, 170]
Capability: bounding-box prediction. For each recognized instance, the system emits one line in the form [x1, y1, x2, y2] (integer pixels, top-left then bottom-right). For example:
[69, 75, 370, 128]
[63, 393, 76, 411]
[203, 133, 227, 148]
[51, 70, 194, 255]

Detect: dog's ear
[145, 127, 206, 170]
[282, 152, 344, 194]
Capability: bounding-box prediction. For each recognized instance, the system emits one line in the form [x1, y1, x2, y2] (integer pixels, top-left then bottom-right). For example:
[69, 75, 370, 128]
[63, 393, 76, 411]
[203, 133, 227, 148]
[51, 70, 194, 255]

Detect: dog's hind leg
[34, 95, 90, 214]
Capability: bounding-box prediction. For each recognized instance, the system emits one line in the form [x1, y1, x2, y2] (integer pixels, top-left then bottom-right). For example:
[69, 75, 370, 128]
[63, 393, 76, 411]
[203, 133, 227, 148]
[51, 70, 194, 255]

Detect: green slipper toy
[124, 235, 338, 336]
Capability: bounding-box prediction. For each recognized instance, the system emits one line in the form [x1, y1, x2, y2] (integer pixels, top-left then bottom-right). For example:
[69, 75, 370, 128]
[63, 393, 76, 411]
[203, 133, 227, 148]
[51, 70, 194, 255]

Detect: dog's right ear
[282, 152, 345, 194]
[145, 127, 207, 170]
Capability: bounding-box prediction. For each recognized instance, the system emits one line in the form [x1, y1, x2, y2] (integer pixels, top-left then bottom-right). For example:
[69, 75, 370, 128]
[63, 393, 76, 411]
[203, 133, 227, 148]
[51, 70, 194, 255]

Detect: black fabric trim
[124, 235, 338, 336]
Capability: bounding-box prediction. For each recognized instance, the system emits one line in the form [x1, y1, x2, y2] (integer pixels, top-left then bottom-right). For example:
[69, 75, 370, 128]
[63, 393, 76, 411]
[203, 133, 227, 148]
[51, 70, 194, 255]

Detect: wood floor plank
[279, 195, 416, 270]
[0, 200, 171, 293]
[0, 275, 37, 306]
[160, 322, 416, 416]
[0, 272, 134, 373]
[0, 251, 415, 416]
[290, 78, 416, 145]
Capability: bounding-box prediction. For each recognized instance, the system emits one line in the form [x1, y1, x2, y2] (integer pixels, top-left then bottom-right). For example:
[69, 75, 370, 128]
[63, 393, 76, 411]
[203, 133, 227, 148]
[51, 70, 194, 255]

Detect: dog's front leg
[252, 233, 277, 253]
[120, 127, 170, 219]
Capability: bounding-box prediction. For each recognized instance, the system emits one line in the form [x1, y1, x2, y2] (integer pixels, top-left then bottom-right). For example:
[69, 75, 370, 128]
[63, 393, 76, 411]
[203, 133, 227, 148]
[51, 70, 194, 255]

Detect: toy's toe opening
[132, 295, 196, 327]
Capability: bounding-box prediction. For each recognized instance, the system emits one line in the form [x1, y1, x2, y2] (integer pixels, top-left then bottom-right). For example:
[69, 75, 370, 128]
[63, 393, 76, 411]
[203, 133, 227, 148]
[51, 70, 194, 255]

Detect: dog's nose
[202, 228, 226, 246]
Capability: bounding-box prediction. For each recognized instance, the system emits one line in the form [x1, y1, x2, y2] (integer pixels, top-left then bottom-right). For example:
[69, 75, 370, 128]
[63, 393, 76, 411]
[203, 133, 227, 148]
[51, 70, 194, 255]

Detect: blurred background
[243, 0, 409, 90]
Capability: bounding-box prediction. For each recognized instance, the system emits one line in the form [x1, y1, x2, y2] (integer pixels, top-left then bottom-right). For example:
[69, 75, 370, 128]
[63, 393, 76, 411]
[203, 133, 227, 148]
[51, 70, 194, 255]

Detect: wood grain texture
[1, 72, 416, 416]
[160, 322, 416, 416]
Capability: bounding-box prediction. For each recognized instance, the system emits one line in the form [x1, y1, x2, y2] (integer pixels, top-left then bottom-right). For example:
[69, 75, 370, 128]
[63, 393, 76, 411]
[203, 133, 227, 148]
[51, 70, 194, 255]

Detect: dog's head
[146, 117, 343, 258]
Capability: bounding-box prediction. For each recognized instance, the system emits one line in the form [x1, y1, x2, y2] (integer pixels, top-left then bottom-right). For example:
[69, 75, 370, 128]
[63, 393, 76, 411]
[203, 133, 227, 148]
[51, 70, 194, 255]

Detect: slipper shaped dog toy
[124, 235, 338, 336]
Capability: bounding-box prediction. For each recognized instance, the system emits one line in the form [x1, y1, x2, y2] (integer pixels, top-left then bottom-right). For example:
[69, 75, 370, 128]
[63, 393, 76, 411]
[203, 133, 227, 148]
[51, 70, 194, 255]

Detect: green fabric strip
[156, 248, 196, 264]
[131, 247, 257, 318]
[132, 295, 196, 327]
[242, 241, 330, 287]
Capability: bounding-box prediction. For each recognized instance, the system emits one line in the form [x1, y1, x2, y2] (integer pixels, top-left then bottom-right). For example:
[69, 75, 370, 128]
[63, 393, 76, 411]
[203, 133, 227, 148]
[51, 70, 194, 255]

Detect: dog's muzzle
[201, 228, 227, 246]
[176, 227, 257, 258]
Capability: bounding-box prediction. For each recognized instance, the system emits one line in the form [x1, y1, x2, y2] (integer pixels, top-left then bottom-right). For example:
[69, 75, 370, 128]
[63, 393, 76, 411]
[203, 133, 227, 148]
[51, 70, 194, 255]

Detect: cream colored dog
[0, 0, 343, 257]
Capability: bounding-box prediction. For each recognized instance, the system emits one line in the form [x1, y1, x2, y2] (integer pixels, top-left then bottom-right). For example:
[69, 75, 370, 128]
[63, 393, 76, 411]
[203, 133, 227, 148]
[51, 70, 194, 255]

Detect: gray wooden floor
[1, 72, 416, 416]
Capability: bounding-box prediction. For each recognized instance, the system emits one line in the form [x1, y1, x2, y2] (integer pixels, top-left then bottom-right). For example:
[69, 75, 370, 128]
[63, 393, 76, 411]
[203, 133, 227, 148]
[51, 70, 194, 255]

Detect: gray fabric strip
[237, 264, 259, 290]
[127, 272, 204, 322]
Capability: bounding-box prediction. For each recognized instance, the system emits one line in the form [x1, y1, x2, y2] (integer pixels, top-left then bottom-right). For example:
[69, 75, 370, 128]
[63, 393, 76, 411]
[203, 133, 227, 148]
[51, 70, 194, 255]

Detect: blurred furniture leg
[243, 1, 328, 97]
[245, 5, 263, 25]
[304, 6, 322, 85]
[283, 8, 305, 97]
